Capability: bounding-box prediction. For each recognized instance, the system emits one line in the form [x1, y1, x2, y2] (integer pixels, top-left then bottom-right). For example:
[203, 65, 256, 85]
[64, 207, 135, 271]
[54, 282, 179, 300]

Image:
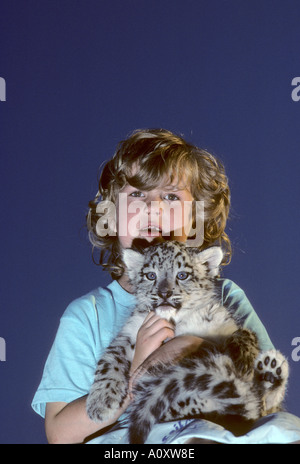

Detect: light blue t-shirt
[31, 278, 274, 418]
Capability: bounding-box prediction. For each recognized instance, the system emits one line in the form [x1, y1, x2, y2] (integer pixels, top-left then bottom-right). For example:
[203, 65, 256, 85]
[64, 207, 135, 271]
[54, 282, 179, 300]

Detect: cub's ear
[188, 246, 223, 277]
[122, 248, 145, 274]
[131, 238, 152, 252]
[198, 247, 223, 276]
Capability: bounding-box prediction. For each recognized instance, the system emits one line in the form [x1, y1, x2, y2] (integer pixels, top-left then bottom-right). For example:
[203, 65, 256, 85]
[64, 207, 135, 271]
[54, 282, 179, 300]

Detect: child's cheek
[117, 199, 145, 247]
[162, 202, 192, 236]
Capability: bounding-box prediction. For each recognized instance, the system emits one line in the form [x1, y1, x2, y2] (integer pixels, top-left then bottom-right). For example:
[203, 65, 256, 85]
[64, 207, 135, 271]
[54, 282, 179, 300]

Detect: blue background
[1, 0, 300, 444]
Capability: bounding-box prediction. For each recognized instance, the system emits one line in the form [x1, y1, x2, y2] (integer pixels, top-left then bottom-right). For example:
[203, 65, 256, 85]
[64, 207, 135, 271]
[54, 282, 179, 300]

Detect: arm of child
[45, 394, 131, 444]
[129, 334, 207, 392]
[130, 311, 176, 374]
[45, 311, 175, 444]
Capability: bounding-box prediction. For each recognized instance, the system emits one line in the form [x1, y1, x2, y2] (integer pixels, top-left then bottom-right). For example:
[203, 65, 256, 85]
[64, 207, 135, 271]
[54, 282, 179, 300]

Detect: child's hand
[129, 335, 206, 394]
[130, 311, 175, 375]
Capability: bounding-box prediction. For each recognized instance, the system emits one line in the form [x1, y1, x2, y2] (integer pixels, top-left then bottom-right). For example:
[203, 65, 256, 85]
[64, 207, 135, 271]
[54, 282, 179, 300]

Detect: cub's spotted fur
[87, 241, 288, 443]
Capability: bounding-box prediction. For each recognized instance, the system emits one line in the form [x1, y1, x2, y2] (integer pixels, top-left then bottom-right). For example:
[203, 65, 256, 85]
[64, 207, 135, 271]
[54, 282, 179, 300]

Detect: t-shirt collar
[107, 280, 136, 307]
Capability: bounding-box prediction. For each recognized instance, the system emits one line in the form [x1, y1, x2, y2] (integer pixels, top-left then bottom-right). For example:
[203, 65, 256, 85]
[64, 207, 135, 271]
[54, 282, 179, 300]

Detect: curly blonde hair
[87, 129, 231, 279]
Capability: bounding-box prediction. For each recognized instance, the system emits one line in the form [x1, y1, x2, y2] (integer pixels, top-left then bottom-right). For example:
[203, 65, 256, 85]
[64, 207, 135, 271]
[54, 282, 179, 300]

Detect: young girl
[32, 129, 300, 444]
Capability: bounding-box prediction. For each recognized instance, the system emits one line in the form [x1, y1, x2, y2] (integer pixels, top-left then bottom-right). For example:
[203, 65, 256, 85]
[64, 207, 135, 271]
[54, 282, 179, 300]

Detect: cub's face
[123, 241, 222, 320]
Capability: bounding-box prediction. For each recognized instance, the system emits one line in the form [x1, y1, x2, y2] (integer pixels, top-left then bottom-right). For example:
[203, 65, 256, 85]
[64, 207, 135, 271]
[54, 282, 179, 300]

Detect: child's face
[116, 177, 195, 249]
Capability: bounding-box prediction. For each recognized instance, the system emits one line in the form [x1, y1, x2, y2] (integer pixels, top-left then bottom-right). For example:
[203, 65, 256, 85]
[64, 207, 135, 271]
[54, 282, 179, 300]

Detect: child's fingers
[131, 311, 175, 375]
[139, 317, 175, 343]
[140, 311, 174, 332]
[141, 311, 160, 327]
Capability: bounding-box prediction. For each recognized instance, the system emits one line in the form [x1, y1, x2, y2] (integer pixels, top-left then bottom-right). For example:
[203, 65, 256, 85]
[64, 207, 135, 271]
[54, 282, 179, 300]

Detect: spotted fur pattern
[86, 241, 289, 443]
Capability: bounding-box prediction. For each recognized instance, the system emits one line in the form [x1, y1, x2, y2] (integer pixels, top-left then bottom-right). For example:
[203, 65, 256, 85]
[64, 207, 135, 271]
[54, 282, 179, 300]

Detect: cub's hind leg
[223, 328, 259, 376]
[254, 350, 289, 415]
[128, 353, 262, 444]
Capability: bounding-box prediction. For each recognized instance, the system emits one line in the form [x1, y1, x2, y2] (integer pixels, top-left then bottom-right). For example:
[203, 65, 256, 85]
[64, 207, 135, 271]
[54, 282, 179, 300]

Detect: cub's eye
[177, 271, 189, 280]
[145, 272, 156, 281]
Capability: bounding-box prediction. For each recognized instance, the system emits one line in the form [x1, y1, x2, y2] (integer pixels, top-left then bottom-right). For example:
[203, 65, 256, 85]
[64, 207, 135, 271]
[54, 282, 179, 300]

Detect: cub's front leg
[86, 334, 135, 423]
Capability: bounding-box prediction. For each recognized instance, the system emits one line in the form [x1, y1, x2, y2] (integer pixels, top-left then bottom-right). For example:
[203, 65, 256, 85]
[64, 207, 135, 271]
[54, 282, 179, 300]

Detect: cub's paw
[254, 350, 289, 388]
[86, 384, 128, 423]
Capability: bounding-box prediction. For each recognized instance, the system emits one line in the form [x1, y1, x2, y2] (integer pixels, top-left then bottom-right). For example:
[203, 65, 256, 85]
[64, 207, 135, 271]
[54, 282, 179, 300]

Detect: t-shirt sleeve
[221, 279, 275, 351]
[31, 296, 100, 418]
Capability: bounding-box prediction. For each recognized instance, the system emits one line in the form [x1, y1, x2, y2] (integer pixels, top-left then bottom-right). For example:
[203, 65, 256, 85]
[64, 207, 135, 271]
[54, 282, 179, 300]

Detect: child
[32, 129, 300, 444]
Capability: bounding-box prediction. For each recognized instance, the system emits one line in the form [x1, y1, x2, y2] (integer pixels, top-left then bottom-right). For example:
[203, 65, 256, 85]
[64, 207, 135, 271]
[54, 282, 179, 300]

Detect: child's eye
[129, 191, 145, 198]
[177, 271, 189, 280]
[145, 272, 157, 281]
[164, 193, 180, 201]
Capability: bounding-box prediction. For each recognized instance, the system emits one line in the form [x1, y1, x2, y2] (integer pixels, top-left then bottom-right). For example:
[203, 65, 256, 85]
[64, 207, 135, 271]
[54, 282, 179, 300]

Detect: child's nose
[145, 197, 163, 215]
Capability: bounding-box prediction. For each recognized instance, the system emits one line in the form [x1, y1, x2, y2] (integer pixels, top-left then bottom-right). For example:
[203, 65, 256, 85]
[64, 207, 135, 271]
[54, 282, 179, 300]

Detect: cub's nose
[157, 290, 173, 299]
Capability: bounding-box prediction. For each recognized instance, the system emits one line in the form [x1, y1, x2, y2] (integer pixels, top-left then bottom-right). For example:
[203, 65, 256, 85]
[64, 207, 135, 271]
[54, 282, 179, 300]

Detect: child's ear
[189, 246, 223, 277]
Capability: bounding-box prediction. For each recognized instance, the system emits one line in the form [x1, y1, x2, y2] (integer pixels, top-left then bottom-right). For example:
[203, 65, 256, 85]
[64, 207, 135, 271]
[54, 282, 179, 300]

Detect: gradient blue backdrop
[1, 0, 300, 444]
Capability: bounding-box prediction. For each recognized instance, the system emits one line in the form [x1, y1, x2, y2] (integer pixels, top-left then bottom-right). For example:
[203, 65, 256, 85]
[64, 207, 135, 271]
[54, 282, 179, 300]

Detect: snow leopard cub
[86, 240, 288, 443]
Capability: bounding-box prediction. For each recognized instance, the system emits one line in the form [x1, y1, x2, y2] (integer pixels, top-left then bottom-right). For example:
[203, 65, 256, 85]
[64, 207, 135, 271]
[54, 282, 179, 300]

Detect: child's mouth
[139, 225, 162, 236]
